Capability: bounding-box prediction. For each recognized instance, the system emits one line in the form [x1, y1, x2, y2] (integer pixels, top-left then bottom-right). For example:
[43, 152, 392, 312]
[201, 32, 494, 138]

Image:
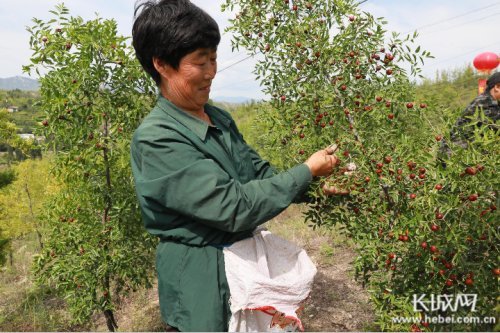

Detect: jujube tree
[24, 4, 157, 330]
[222, 0, 499, 331]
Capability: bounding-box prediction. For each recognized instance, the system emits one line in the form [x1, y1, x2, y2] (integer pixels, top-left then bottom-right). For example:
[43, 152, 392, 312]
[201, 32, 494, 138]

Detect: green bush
[0, 232, 9, 266]
[0, 168, 16, 189]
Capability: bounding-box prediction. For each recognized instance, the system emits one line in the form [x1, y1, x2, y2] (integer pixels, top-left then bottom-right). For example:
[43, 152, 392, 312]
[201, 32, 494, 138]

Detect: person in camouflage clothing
[440, 72, 500, 157]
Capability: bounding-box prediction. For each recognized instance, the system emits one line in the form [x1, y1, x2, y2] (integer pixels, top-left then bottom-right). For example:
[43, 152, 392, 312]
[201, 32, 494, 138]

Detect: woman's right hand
[304, 146, 340, 177]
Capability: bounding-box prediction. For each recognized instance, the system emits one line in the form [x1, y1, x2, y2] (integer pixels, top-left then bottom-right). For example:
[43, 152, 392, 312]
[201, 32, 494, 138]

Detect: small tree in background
[0, 159, 55, 262]
[1, 109, 24, 266]
[0, 109, 36, 165]
[24, 4, 157, 330]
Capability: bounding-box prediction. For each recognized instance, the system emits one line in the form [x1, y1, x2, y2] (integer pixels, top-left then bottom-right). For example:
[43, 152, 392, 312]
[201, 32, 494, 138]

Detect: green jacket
[130, 96, 312, 331]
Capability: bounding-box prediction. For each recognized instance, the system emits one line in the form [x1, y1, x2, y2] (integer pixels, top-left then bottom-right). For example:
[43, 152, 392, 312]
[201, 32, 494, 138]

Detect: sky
[0, 0, 498, 101]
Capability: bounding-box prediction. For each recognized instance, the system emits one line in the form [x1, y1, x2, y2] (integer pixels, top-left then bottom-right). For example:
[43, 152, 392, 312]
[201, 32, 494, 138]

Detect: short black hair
[132, 0, 220, 85]
[486, 72, 500, 90]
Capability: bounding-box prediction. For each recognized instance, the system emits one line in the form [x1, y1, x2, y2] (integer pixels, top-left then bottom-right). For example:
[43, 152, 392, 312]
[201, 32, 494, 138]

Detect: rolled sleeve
[288, 163, 313, 194]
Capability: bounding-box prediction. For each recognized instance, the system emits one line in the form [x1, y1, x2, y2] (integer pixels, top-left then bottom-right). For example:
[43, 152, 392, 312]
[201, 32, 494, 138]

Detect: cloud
[1, 0, 498, 100]
[360, 0, 499, 78]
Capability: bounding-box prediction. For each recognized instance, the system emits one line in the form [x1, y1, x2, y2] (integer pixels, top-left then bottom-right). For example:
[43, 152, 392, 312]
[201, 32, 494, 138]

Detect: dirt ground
[300, 244, 376, 331]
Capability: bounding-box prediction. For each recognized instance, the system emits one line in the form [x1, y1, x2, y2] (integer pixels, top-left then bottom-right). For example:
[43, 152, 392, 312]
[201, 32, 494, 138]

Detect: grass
[319, 242, 335, 257]
[0, 153, 10, 168]
[0, 234, 72, 331]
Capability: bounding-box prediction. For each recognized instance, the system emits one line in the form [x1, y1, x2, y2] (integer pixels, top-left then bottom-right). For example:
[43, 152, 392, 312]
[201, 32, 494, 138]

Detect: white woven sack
[223, 229, 317, 332]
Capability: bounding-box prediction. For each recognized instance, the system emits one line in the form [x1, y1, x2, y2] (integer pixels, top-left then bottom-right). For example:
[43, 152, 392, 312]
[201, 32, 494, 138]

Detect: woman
[131, 0, 340, 331]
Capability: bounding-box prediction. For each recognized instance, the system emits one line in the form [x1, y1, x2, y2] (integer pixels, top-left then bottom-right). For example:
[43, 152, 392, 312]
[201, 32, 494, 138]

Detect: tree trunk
[104, 309, 118, 332]
[24, 183, 43, 249]
[101, 117, 117, 332]
[6, 145, 12, 167]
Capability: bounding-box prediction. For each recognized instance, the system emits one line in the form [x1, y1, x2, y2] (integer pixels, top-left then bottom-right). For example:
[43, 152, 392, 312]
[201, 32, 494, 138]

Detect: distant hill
[212, 96, 257, 104]
[0, 76, 40, 91]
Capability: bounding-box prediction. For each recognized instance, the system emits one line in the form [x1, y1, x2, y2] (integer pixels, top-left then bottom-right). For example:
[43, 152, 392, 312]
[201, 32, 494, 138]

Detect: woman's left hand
[321, 161, 356, 196]
[322, 183, 350, 196]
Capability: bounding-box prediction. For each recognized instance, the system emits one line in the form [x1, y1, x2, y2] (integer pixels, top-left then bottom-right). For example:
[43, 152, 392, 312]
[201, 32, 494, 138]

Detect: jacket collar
[157, 95, 231, 141]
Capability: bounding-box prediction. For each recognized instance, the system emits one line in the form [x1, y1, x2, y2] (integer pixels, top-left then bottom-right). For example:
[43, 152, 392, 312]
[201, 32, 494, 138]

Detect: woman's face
[162, 48, 217, 113]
